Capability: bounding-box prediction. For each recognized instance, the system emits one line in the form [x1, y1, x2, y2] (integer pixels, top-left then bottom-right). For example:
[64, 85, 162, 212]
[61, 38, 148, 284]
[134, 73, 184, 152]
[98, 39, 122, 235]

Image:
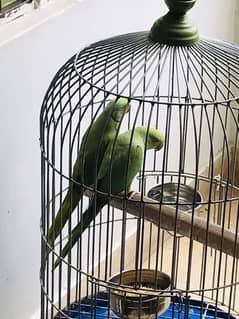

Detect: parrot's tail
[46, 187, 83, 252]
[53, 195, 106, 269]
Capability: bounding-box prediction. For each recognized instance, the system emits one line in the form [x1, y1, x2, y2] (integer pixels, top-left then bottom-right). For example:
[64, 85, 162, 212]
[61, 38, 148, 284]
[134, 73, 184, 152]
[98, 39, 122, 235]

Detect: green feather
[54, 126, 165, 268]
[46, 98, 130, 251]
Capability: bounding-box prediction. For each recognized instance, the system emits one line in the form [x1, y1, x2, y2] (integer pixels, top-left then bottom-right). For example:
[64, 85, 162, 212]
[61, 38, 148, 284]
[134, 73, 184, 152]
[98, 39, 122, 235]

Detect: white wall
[0, 1, 237, 318]
[235, 0, 239, 44]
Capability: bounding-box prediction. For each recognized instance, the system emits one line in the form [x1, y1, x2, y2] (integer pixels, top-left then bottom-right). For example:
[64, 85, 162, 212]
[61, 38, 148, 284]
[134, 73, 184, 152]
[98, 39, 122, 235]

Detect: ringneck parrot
[54, 126, 164, 268]
[47, 97, 130, 248]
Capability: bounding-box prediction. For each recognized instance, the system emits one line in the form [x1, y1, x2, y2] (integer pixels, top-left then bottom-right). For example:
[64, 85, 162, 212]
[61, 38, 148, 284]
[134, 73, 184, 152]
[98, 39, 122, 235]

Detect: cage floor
[54, 292, 236, 319]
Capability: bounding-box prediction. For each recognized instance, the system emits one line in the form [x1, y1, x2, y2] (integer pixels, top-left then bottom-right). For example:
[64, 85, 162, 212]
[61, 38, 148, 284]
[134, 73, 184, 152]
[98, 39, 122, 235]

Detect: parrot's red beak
[156, 143, 164, 151]
[126, 103, 131, 113]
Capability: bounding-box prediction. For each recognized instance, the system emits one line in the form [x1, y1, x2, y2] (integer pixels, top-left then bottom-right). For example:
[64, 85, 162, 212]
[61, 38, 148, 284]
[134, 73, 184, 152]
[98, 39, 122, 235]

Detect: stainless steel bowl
[108, 269, 171, 319]
[147, 182, 202, 213]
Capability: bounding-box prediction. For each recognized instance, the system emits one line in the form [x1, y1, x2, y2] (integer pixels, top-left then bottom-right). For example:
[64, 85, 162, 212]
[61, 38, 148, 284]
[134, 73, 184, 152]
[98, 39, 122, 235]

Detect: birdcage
[40, 1, 239, 319]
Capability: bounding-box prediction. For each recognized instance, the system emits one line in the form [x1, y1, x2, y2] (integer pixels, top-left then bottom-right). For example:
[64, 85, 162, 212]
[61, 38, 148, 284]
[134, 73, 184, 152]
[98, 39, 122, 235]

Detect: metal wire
[40, 31, 239, 319]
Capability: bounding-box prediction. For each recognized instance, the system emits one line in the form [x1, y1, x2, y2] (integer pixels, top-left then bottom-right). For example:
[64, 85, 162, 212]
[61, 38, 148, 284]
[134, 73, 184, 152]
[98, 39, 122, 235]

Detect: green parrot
[54, 126, 165, 268]
[47, 97, 130, 248]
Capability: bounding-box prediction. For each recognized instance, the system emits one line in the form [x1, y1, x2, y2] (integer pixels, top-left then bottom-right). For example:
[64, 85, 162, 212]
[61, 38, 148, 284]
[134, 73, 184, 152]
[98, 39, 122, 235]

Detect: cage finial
[149, 0, 199, 46]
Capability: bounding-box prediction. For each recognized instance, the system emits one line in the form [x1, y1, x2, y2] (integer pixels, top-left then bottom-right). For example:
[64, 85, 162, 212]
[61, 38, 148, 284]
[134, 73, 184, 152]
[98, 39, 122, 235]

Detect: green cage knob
[149, 0, 199, 46]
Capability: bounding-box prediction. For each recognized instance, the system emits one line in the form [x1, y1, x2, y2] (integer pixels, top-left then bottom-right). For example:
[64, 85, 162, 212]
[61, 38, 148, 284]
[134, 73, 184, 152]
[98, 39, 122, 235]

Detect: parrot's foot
[128, 190, 137, 199]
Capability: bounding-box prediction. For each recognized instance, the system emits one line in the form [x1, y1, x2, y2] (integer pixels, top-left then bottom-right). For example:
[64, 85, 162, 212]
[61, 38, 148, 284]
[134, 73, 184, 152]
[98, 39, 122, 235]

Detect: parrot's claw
[128, 190, 136, 199]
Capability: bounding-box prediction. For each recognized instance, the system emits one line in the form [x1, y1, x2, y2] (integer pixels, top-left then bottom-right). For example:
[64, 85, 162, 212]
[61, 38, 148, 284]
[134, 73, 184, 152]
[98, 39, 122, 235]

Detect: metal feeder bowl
[108, 269, 171, 319]
[147, 183, 203, 213]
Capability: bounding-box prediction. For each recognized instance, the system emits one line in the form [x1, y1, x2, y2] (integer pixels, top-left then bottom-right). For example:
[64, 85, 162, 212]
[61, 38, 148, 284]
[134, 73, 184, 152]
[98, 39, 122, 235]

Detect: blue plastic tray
[55, 292, 237, 319]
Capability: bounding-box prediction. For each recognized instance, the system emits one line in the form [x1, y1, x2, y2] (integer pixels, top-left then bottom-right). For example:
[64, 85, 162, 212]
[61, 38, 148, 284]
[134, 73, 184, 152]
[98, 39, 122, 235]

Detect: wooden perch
[111, 192, 239, 259]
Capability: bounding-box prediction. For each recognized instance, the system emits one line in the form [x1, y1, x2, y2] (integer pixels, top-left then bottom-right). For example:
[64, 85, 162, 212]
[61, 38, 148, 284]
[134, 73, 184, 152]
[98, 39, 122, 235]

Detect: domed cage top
[40, 1, 239, 319]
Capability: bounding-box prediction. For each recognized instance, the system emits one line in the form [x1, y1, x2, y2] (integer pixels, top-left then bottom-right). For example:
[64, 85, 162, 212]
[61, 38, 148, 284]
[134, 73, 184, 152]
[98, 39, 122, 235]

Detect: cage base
[54, 292, 237, 319]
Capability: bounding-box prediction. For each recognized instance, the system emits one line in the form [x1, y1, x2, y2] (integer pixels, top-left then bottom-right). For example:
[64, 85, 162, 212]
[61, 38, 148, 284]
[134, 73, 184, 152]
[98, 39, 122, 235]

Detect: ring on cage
[40, 0, 239, 318]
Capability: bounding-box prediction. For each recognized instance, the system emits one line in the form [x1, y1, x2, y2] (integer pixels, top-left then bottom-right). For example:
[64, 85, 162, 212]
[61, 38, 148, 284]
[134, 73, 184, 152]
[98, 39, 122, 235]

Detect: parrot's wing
[97, 130, 134, 181]
[97, 136, 144, 195]
[96, 141, 115, 181]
